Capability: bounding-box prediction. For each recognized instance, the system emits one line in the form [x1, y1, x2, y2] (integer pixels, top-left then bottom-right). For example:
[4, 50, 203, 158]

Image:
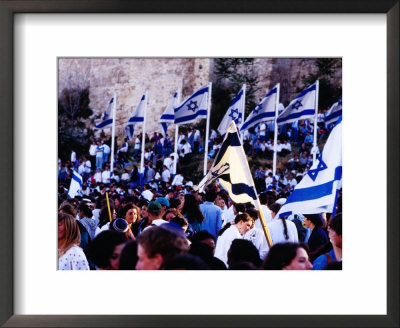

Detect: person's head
[78, 203, 93, 219]
[269, 203, 282, 219]
[58, 212, 81, 258]
[147, 201, 162, 221]
[162, 208, 183, 222]
[191, 230, 216, 251]
[262, 243, 313, 270]
[156, 197, 170, 215]
[216, 198, 226, 210]
[118, 240, 138, 270]
[120, 204, 140, 225]
[58, 201, 76, 217]
[170, 216, 189, 232]
[234, 213, 254, 235]
[303, 213, 323, 230]
[162, 254, 209, 270]
[328, 213, 342, 248]
[84, 230, 127, 270]
[227, 239, 262, 269]
[136, 226, 189, 270]
[205, 189, 217, 202]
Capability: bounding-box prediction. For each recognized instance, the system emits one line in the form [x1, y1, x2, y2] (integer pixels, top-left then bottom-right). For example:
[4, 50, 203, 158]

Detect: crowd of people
[58, 113, 342, 271]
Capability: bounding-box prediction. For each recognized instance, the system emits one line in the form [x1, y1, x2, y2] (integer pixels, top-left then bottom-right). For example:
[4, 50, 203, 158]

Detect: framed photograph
[1, 1, 398, 327]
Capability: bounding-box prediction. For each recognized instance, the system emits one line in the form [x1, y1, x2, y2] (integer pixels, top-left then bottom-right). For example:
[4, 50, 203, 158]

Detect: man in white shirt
[101, 166, 111, 184]
[141, 184, 154, 202]
[171, 172, 184, 186]
[94, 168, 102, 183]
[161, 165, 171, 183]
[193, 127, 201, 154]
[102, 141, 111, 163]
[180, 140, 192, 165]
[259, 121, 266, 141]
[255, 192, 273, 232]
[89, 140, 97, 168]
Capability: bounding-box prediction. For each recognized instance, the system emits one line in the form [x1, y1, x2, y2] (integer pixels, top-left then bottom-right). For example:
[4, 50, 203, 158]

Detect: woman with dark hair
[118, 203, 141, 239]
[58, 212, 89, 270]
[84, 230, 127, 270]
[94, 203, 117, 237]
[214, 213, 254, 267]
[262, 242, 313, 270]
[268, 203, 299, 244]
[303, 213, 329, 253]
[181, 194, 204, 233]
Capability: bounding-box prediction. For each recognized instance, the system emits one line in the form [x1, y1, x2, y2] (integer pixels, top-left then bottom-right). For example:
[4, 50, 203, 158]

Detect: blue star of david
[228, 108, 239, 121]
[291, 100, 303, 111]
[186, 100, 198, 112]
[253, 104, 262, 114]
[308, 155, 328, 181]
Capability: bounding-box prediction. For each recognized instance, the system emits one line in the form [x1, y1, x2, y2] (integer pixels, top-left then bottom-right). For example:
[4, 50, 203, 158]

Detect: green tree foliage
[298, 58, 342, 109]
[211, 58, 260, 130]
[58, 87, 94, 161]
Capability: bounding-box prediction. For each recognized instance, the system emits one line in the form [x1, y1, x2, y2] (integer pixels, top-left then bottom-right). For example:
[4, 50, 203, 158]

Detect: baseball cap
[147, 201, 162, 214]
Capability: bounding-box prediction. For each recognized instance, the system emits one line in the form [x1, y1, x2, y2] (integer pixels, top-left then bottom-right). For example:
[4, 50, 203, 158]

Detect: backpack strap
[324, 253, 332, 264]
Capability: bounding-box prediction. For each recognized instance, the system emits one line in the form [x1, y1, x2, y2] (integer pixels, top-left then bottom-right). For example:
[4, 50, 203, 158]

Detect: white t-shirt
[244, 227, 270, 260]
[268, 219, 299, 244]
[214, 224, 242, 267]
[58, 246, 89, 270]
[102, 170, 111, 184]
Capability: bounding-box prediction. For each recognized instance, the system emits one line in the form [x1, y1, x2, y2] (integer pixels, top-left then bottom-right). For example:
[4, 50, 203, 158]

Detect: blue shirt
[312, 249, 336, 270]
[200, 201, 223, 239]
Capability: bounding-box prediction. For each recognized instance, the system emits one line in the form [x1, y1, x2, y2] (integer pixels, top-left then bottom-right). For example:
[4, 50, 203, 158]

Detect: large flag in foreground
[95, 98, 114, 129]
[198, 121, 259, 208]
[277, 82, 318, 125]
[125, 94, 146, 140]
[68, 171, 83, 199]
[174, 85, 208, 124]
[325, 98, 342, 125]
[217, 86, 245, 136]
[240, 84, 278, 132]
[277, 116, 343, 217]
[158, 91, 177, 137]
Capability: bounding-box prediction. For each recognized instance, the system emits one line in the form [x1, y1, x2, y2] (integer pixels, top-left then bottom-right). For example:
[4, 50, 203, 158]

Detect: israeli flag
[95, 98, 114, 129]
[325, 98, 342, 125]
[240, 84, 278, 132]
[125, 94, 146, 140]
[277, 81, 318, 125]
[174, 85, 208, 124]
[68, 171, 83, 199]
[277, 115, 342, 217]
[198, 121, 259, 209]
[217, 86, 245, 136]
[158, 91, 177, 137]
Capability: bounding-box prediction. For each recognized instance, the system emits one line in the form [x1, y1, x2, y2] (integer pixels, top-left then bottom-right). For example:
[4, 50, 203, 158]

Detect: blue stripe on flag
[72, 174, 82, 185]
[266, 87, 278, 97]
[128, 117, 144, 123]
[214, 130, 241, 166]
[241, 112, 275, 130]
[295, 84, 316, 99]
[160, 114, 174, 120]
[219, 174, 257, 200]
[174, 110, 207, 124]
[326, 110, 342, 123]
[277, 109, 315, 124]
[95, 119, 113, 128]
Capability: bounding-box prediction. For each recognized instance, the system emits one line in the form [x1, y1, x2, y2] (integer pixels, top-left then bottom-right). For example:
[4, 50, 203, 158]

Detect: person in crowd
[137, 201, 166, 234]
[312, 213, 342, 270]
[58, 212, 89, 270]
[268, 203, 299, 244]
[118, 240, 138, 270]
[181, 193, 205, 234]
[214, 213, 254, 267]
[262, 242, 313, 270]
[77, 202, 97, 241]
[227, 239, 262, 269]
[136, 224, 189, 270]
[243, 207, 270, 261]
[303, 213, 329, 253]
[199, 189, 223, 238]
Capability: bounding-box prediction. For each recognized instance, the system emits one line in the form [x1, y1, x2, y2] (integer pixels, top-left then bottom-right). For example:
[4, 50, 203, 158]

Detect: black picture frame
[0, 1, 398, 327]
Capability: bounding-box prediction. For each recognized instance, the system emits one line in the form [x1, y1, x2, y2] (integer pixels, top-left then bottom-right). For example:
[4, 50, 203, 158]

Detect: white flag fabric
[240, 84, 278, 132]
[68, 171, 83, 199]
[174, 85, 208, 124]
[325, 98, 342, 125]
[277, 82, 317, 125]
[95, 98, 114, 129]
[277, 115, 342, 217]
[198, 121, 259, 209]
[125, 94, 146, 140]
[158, 91, 177, 137]
[217, 86, 245, 136]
